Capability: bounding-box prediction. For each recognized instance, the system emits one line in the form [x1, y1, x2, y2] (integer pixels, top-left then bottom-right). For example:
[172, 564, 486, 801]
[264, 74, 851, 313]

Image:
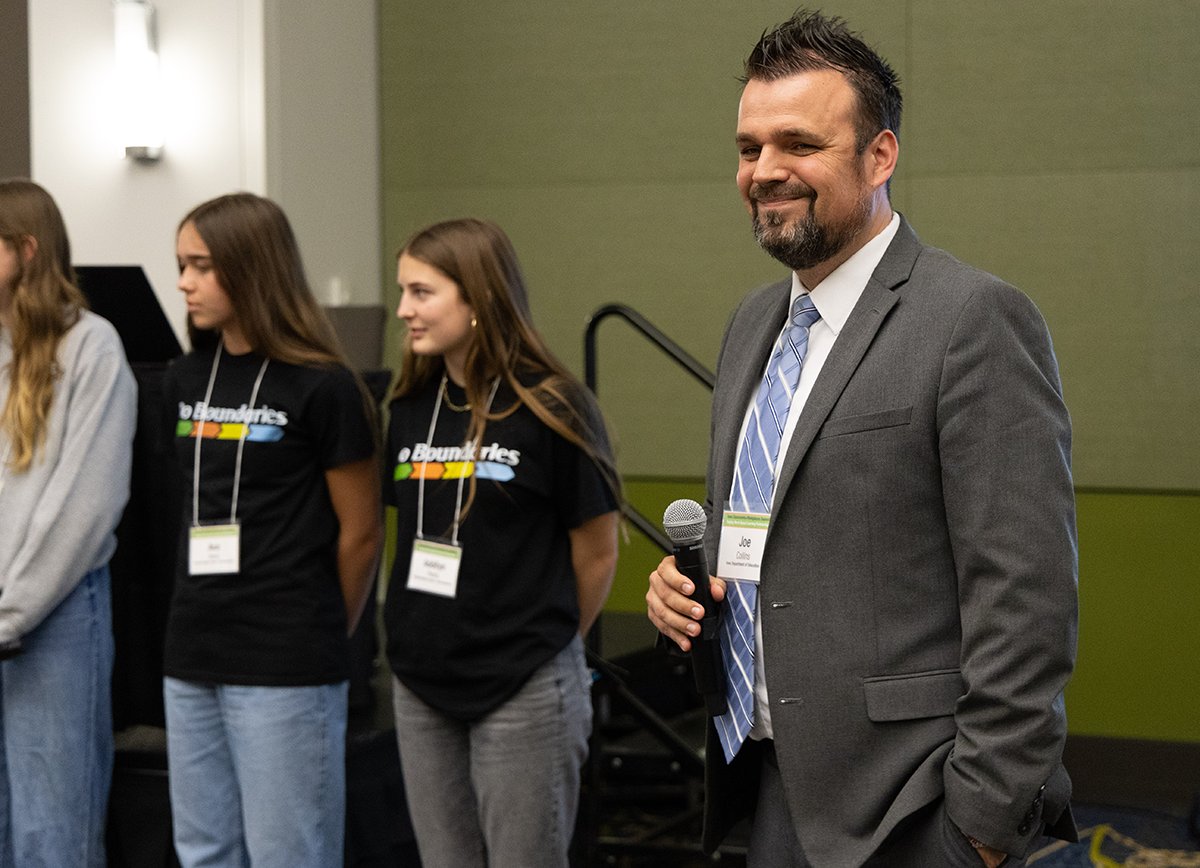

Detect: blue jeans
[392, 634, 593, 868]
[0, 565, 114, 868]
[164, 678, 348, 868]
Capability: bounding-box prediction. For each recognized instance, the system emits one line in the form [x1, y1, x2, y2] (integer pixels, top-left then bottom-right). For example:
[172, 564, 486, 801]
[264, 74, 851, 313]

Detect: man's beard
[751, 185, 872, 273]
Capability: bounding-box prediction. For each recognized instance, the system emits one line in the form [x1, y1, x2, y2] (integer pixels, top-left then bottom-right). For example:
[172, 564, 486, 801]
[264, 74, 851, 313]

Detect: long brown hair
[180, 192, 378, 444]
[181, 193, 344, 367]
[393, 218, 620, 510]
[0, 179, 89, 472]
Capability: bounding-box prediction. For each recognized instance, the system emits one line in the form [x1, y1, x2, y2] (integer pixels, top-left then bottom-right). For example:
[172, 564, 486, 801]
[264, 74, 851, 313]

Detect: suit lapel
[711, 282, 791, 507]
[769, 220, 921, 513]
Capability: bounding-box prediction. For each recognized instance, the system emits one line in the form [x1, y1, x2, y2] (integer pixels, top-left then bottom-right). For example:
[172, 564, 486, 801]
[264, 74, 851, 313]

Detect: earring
[471, 316, 477, 328]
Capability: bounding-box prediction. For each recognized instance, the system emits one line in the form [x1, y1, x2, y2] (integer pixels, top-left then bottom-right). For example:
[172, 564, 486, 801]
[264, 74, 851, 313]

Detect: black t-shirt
[163, 349, 375, 686]
[383, 377, 617, 721]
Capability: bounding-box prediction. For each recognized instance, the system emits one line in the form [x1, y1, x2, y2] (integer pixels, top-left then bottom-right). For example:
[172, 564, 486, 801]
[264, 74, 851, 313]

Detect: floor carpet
[588, 802, 1200, 866]
[1029, 804, 1200, 867]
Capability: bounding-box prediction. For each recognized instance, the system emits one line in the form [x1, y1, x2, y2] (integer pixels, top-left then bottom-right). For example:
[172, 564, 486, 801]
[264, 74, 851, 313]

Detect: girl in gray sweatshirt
[0, 179, 137, 867]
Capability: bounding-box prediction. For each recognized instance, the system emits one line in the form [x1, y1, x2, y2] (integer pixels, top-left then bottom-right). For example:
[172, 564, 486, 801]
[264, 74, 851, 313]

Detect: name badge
[716, 510, 769, 583]
[189, 523, 240, 575]
[407, 538, 462, 598]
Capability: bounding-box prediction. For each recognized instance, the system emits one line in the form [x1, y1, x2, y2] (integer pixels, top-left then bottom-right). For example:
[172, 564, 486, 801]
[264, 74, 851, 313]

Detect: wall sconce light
[114, 0, 164, 162]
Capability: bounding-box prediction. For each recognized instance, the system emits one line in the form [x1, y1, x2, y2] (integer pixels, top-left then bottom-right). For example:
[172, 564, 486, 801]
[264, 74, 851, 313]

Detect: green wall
[613, 481, 1200, 744]
[1069, 490, 1200, 743]
[379, 2, 1200, 743]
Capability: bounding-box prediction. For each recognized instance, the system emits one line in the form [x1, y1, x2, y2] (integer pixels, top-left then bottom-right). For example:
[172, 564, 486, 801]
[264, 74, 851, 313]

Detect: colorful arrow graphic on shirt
[392, 461, 516, 482]
[176, 420, 285, 442]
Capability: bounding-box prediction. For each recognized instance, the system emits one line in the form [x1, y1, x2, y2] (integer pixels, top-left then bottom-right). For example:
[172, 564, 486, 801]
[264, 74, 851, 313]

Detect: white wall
[28, 0, 380, 340]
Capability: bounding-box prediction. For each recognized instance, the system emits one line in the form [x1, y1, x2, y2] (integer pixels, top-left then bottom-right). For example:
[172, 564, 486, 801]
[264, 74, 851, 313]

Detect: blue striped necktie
[715, 294, 821, 763]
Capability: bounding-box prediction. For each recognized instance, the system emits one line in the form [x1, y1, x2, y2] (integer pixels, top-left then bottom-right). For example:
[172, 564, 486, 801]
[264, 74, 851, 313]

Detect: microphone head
[663, 498, 707, 545]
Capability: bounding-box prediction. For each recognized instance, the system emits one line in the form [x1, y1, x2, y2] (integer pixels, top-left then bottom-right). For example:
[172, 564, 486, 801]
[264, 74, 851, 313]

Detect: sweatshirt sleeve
[0, 322, 138, 643]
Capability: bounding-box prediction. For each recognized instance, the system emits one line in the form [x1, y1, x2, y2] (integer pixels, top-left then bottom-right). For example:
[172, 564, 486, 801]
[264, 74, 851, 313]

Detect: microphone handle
[674, 540, 728, 717]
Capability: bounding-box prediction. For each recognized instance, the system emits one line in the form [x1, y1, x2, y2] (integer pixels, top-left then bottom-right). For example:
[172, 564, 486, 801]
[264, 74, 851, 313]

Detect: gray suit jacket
[700, 218, 1078, 865]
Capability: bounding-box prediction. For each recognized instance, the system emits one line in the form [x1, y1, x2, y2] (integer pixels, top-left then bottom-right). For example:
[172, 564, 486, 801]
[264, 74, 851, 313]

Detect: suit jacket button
[1018, 821, 1031, 835]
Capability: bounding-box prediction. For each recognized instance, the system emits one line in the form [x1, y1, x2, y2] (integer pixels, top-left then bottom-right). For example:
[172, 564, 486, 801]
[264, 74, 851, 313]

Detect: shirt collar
[790, 212, 901, 337]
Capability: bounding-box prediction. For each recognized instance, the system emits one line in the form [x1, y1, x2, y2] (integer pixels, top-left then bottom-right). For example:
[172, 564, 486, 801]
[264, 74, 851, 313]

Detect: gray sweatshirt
[0, 310, 137, 643]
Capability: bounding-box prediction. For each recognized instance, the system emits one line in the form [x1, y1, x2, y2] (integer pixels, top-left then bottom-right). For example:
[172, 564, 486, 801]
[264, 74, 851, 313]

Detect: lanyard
[191, 340, 271, 527]
[415, 374, 501, 545]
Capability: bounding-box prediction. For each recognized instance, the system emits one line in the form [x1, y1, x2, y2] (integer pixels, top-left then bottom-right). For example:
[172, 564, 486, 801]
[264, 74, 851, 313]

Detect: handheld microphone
[663, 499, 728, 717]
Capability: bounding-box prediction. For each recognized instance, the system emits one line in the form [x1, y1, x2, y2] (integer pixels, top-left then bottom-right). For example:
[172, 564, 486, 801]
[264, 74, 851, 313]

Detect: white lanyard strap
[416, 375, 501, 545]
[191, 341, 271, 526]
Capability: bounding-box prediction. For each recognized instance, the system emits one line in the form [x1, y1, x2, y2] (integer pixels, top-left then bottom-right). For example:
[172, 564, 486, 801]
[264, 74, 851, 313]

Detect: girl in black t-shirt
[163, 193, 382, 868]
[384, 218, 620, 868]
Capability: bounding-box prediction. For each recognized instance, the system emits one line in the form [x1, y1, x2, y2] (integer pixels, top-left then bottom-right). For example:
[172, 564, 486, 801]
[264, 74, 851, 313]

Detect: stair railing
[583, 303, 715, 554]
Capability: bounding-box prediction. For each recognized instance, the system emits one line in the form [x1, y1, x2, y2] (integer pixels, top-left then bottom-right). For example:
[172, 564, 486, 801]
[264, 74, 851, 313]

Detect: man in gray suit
[647, 10, 1078, 867]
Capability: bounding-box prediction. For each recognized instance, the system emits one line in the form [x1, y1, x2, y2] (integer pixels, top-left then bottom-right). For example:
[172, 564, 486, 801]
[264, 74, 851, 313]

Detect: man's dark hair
[743, 9, 902, 151]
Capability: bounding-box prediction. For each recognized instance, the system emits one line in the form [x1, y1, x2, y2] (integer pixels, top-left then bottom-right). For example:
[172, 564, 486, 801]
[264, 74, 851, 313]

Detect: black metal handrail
[585, 303, 715, 398]
[579, 303, 721, 866]
[584, 303, 715, 554]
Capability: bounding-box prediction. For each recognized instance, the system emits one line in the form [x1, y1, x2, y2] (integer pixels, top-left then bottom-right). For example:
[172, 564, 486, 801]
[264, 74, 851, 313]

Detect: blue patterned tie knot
[789, 293, 821, 330]
[715, 293, 821, 763]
